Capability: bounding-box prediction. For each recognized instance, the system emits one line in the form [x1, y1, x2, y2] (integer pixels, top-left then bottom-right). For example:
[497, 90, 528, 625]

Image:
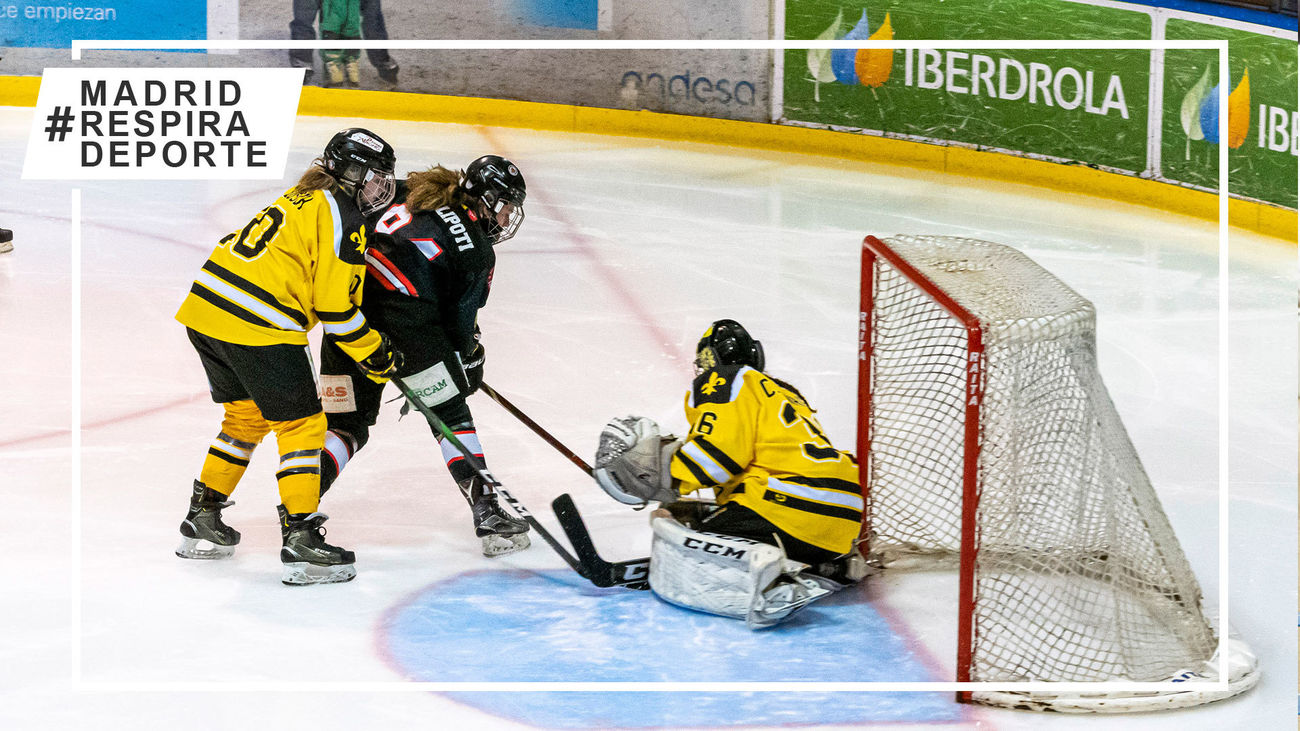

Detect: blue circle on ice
[381, 569, 962, 728]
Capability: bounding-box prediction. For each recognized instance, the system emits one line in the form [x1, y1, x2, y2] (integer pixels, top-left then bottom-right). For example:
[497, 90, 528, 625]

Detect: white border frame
[64, 37, 1231, 697]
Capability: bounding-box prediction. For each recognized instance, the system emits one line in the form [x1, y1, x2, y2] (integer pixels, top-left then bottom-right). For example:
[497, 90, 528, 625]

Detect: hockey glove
[593, 416, 682, 507]
[359, 333, 404, 383]
[462, 343, 485, 395]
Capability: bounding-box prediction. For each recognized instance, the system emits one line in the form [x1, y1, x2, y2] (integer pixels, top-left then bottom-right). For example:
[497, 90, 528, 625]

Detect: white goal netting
[860, 235, 1257, 712]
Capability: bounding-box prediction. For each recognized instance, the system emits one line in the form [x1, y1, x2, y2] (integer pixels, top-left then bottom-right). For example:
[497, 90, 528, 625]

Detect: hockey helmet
[462, 154, 527, 245]
[323, 128, 397, 215]
[695, 319, 765, 375]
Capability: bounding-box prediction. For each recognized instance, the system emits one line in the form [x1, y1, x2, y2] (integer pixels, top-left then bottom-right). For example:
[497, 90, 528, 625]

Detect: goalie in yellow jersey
[593, 319, 870, 628]
[173, 128, 402, 585]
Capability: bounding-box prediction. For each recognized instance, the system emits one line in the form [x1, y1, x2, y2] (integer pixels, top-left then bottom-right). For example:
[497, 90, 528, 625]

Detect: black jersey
[361, 198, 496, 368]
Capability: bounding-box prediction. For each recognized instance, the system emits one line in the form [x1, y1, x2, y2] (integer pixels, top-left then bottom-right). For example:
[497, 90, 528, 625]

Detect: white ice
[0, 109, 1294, 730]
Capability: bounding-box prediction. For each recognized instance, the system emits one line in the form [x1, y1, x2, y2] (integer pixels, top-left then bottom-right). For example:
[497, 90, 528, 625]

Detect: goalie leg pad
[647, 515, 831, 629]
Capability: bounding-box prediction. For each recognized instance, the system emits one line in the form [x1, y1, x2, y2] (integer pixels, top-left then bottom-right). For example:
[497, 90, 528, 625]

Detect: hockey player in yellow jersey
[593, 319, 868, 627]
[174, 128, 402, 585]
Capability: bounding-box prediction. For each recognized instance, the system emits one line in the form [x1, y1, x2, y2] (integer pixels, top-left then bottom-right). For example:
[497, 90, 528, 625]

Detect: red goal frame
[857, 234, 985, 696]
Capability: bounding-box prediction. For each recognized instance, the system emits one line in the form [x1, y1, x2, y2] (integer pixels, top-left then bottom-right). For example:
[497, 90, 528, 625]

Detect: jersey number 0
[220, 205, 285, 260]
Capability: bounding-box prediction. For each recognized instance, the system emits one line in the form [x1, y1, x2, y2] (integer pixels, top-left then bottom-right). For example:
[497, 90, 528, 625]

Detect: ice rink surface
[0, 107, 1295, 729]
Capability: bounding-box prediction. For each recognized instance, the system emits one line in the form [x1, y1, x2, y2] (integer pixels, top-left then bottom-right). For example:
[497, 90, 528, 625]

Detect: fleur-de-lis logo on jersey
[350, 226, 368, 254]
[701, 372, 727, 395]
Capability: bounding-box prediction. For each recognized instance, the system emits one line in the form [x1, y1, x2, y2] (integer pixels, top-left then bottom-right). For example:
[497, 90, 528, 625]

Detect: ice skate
[176, 480, 240, 559]
[0, 228, 12, 254]
[749, 574, 831, 627]
[278, 504, 356, 585]
[810, 550, 877, 588]
[459, 476, 530, 557]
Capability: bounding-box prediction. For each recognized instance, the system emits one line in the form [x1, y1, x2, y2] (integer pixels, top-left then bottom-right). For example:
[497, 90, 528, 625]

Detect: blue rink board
[382, 569, 962, 728]
[0, 0, 205, 49]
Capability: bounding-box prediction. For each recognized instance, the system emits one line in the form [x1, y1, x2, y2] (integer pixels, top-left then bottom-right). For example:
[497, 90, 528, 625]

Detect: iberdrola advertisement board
[781, 0, 1297, 211]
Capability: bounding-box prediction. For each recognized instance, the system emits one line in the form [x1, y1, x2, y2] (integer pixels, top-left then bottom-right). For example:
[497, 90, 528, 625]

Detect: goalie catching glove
[593, 416, 683, 507]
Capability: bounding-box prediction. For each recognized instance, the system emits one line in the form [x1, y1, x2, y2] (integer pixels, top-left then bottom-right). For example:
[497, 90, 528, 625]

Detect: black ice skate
[458, 476, 530, 557]
[176, 480, 241, 559]
[277, 504, 357, 585]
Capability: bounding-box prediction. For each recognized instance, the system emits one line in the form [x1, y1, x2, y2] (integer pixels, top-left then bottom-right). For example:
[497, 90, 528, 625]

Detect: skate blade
[281, 561, 357, 585]
[481, 532, 531, 557]
[176, 537, 236, 560]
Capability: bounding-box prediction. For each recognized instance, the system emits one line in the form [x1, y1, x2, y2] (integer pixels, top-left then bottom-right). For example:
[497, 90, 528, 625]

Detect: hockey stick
[475, 382, 650, 590]
[479, 382, 594, 476]
[552, 493, 651, 590]
[390, 376, 586, 576]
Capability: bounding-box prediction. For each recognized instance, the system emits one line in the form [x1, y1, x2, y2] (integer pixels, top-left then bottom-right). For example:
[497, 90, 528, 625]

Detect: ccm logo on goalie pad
[681, 533, 763, 561]
[404, 362, 459, 407]
[320, 375, 357, 413]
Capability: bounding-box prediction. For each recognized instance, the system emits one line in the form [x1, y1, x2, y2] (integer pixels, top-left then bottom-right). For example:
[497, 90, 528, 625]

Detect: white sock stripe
[439, 436, 483, 466]
[209, 438, 253, 460]
[459, 433, 483, 454]
[279, 454, 321, 470]
[216, 431, 258, 451]
[323, 432, 352, 472]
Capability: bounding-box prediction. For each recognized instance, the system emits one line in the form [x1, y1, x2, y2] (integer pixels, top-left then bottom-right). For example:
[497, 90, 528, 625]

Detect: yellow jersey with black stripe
[669, 365, 862, 555]
[175, 186, 382, 363]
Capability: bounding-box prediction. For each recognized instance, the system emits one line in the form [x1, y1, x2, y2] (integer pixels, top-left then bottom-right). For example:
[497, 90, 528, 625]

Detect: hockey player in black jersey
[317, 155, 531, 556]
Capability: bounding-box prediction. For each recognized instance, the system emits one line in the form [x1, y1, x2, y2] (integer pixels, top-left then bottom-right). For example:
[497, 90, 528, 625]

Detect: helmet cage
[323, 128, 396, 216]
[464, 155, 527, 245]
[355, 167, 396, 216]
[482, 194, 525, 245]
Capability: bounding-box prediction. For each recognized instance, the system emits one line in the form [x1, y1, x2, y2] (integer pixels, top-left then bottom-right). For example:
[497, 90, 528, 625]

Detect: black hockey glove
[359, 333, 404, 383]
[463, 343, 485, 394]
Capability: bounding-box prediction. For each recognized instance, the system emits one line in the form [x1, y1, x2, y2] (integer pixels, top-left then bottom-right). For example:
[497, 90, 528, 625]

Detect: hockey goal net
[857, 235, 1258, 713]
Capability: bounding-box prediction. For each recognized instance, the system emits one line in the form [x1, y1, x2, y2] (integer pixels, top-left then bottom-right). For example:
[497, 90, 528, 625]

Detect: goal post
[856, 234, 1258, 713]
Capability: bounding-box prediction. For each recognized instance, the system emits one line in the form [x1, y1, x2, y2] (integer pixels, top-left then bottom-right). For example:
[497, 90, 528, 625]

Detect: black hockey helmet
[695, 319, 765, 375]
[323, 128, 397, 215]
[462, 154, 527, 245]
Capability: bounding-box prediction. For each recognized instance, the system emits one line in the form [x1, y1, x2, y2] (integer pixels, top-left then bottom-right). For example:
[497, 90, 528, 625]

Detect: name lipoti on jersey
[435, 206, 474, 250]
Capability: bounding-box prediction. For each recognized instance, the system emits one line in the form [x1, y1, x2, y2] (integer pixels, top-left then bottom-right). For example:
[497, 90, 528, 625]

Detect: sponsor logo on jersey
[415, 380, 449, 400]
[406, 362, 460, 407]
[320, 375, 357, 413]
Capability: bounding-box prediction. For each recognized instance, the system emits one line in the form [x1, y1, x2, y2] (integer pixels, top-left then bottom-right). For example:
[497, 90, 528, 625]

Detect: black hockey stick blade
[391, 376, 587, 577]
[495, 485, 588, 577]
[552, 493, 650, 590]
